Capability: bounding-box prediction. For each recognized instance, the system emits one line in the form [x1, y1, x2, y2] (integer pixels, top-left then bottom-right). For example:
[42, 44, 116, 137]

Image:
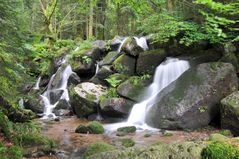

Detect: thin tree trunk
[88, 0, 94, 38]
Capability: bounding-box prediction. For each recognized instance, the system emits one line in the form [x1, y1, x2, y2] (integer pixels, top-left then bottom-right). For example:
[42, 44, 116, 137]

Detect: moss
[209, 134, 229, 142]
[83, 142, 115, 158]
[117, 126, 136, 133]
[144, 133, 152, 138]
[121, 138, 135, 148]
[201, 142, 239, 159]
[0, 110, 12, 139]
[75, 121, 104, 134]
[86, 94, 97, 101]
[219, 130, 233, 137]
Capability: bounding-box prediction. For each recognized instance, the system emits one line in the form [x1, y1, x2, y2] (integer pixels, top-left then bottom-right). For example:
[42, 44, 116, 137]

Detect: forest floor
[33, 117, 221, 159]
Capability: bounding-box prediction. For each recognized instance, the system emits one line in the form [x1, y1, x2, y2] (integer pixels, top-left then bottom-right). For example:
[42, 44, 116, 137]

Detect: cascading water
[33, 76, 41, 90]
[95, 61, 100, 74]
[134, 37, 149, 51]
[41, 65, 73, 119]
[104, 58, 190, 131]
[117, 38, 128, 53]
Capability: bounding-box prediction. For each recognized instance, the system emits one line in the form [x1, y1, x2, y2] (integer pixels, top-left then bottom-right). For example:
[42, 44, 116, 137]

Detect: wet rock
[95, 65, 114, 80]
[93, 40, 107, 53]
[100, 98, 135, 117]
[146, 62, 238, 130]
[25, 95, 45, 114]
[101, 51, 121, 66]
[136, 49, 167, 75]
[44, 89, 64, 104]
[113, 54, 136, 75]
[53, 109, 72, 116]
[117, 76, 152, 102]
[70, 82, 107, 118]
[220, 52, 239, 73]
[70, 58, 95, 77]
[55, 99, 71, 110]
[68, 73, 81, 86]
[121, 37, 144, 56]
[221, 91, 239, 136]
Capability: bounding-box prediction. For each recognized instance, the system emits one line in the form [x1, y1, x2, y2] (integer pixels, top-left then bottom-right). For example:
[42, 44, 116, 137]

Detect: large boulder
[120, 37, 144, 56]
[70, 82, 107, 118]
[100, 51, 121, 66]
[221, 91, 239, 136]
[70, 58, 95, 77]
[113, 54, 136, 75]
[117, 76, 152, 102]
[136, 49, 167, 75]
[100, 98, 135, 117]
[95, 66, 114, 80]
[24, 95, 45, 114]
[146, 62, 238, 130]
[220, 52, 239, 73]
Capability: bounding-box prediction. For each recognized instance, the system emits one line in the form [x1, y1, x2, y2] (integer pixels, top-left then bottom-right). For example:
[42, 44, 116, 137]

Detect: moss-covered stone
[117, 76, 152, 102]
[101, 51, 120, 66]
[121, 138, 135, 148]
[136, 49, 167, 75]
[83, 142, 115, 159]
[75, 121, 104, 134]
[209, 134, 229, 142]
[113, 54, 136, 75]
[117, 126, 136, 133]
[220, 91, 239, 136]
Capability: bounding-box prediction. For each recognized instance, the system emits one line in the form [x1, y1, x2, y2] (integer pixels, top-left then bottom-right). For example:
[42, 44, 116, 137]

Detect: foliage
[106, 77, 122, 88]
[0, 142, 23, 159]
[83, 142, 115, 158]
[117, 126, 136, 133]
[120, 138, 135, 148]
[201, 142, 239, 159]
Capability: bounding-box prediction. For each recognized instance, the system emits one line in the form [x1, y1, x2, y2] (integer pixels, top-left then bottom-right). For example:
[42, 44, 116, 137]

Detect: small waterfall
[33, 76, 41, 90]
[95, 62, 100, 75]
[41, 65, 73, 119]
[117, 38, 127, 53]
[134, 37, 149, 51]
[104, 58, 190, 131]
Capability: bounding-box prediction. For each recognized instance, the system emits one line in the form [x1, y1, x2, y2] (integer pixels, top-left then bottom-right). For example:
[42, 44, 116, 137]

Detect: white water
[95, 62, 100, 75]
[117, 38, 128, 53]
[41, 65, 73, 119]
[134, 37, 149, 51]
[33, 76, 41, 90]
[104, 58, 190, 132]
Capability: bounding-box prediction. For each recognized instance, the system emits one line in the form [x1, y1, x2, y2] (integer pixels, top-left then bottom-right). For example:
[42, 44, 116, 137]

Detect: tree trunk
[88, 0, 94, 39]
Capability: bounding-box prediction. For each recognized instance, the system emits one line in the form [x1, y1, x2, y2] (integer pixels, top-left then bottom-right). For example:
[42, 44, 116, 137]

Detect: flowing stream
[41, 65, 73, 119]
[104, 58, 190, 132]
[33, 76, 41, 90]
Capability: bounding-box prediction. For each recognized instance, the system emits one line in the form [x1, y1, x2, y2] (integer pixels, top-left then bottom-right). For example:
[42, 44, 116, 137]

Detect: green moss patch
[83, 142, 115, 158]
[75, 121, 104, 134]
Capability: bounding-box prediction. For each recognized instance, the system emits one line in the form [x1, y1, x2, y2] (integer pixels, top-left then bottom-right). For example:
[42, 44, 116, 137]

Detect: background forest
[0, 0, 239, 158]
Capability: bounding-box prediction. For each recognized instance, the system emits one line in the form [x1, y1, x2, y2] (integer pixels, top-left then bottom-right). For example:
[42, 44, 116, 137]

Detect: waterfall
[104, 58, 190, 131]
[117, 38, 127, 53]
[95, 61, 100, 75]
[41, 65, 73, 119]
[33, 76, 41, 90]
[134, 37, 149, 51]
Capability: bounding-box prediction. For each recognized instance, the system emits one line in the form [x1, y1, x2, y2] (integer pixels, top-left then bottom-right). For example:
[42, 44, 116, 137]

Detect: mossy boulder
[24, 95, 45, 114]
[117, 76, 152, 102]
[83, 142, 115, 159]
[146, 62, 238, 130]
[94, 66, 114, 80]
[136, 49, 167, 75]
[209, 134, 229, 142]
[120, 138, 135, 148]
[75, 121, 104, 134]
[120, 37, 144, 56]
[100, 98, 135, 118]
[220, 52, 239, 73]
[88, 141, 207, 159]
[101, 51, 121, 66]
[70, 82, 107, 118]
[113, 54, 136, 75]
[117, 126, 136, 133]
[221, 91, 239, 136]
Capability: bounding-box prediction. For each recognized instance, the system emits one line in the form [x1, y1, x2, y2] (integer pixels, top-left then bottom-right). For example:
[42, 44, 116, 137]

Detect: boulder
[113, 54, 136, 75]
[100, 51, 120, 66]
[109, 36, 125, 51]
[100, 98, 135, 117]
[117, 126, 136, 133]
[95, 66, 114, 80]
[146, 62, 238, 130]
[117, 76, 152, 102]
[92, 40, 107, 52]
[220, 52, 239, 73]
[75, 121, 104, 134]
[44, 89, 64, 104]
[70, 82, 107, 118]
[121, 37, 144, 56]
[221, 91, 239, 136]
[48, 64, 69, 89]
[70, 58, 95, 77]
[68, 73, 81, 86]
[136, 49, 167, 75]
[25, 96, 45, 114]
